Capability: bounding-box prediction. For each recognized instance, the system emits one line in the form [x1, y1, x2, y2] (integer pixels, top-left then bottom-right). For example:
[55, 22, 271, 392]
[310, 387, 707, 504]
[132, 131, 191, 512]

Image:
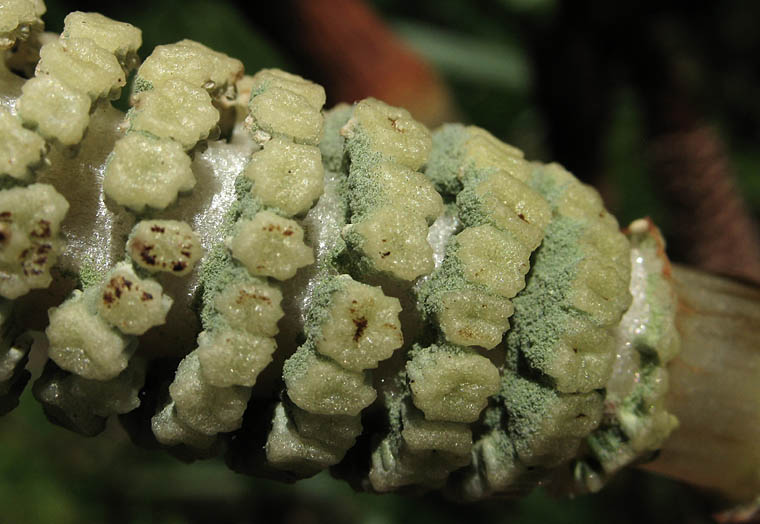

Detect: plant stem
[643, 265, 760, 501]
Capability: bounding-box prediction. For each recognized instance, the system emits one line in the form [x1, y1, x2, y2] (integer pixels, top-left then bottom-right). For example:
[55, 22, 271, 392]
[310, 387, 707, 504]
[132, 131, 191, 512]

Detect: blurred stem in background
[527, 0, 760, 283]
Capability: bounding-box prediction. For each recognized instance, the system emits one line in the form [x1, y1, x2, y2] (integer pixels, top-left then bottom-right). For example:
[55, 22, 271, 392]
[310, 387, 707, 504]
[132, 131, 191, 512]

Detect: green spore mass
[197, 247, 251, 327]
[424, 123, 466, 196]
[342, 128, 384, 218]
[318, 104, 352, 173]
[77, 261, 105, 290]
[505, 216, 586, 382]
[302, 275, 349, 340]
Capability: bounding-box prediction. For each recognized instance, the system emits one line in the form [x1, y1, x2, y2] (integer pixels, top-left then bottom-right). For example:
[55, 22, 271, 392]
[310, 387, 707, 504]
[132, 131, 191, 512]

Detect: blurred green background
[0, 387, 720, 523]
[3, 0, 759, 522]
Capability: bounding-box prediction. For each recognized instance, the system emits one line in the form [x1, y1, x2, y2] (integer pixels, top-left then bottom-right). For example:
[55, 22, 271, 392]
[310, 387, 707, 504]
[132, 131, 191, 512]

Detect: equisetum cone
[0, 1, 757, 503]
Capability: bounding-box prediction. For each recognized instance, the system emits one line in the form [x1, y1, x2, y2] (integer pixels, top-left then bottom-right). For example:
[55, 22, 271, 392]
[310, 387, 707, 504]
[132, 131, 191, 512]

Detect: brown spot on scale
[136, 242, 157, 265]
[102, 291, 114, 305]
[236, 290, 272, 305]
[106, 275, 134, 300]
[172, 261, 187, 272]
[150, 225, 166, 233]
[30, 219, 51, 238]
[387, 117, 404, 133]
[283, 229, 294, 236]
[141, 291, 153, 301]
[353, 316, 368, 342]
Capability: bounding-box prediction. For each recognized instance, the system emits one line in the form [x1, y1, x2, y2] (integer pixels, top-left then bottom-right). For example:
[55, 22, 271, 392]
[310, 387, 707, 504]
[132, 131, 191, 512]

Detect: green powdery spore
[316, 108, 353, 272]
[465, 428, 526, 497]
[323, 177, 351, 272]
[384, 372, 410, 435]
[455, 165, 523, 229]
[248, 83, 267, 100]
[301, 275, 349, 340]
[485, 429, 520, 472]
[584, 425, 631, 474]
[501, 373, 561, 458]
[192, 171, 267, 330]
[229, 174, 265, 223]
[424, 123, 466, 197]
[196, 125, 313, 330]
[480, 403, 506, 431]
[568, 225, 678, 493]
[197, 246, 248, 327]
[281, 340, 318, 384]
[504, 216, 587, 379]
[132, 76, 153, 94]
[617, 357, 661, 422]
[501, 370, 603, 467]
[282, 339, 376, 417]
[370, 381, 407, 464]
[455, 374, 602, 499]
[327, 126, 384, 277]
[502, 161, 626, 389]
[77, 261, 104, 290]
[344, 131, 385, 222]
[455, 164, 621, 494]
[406, 342, 499, 425]
[529, 163, 569, 203]
[319, 105, 352, 173]
[416, 240, 469, 318]
[417, 236, 509, 323]
[578, 358, 673, 483]
[124, 106, 140, 133]
[407, 341, 471, 363]
[334, 227, 376, 278]
[455, 176, 495, 229]
[370, 384, 469, 492]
